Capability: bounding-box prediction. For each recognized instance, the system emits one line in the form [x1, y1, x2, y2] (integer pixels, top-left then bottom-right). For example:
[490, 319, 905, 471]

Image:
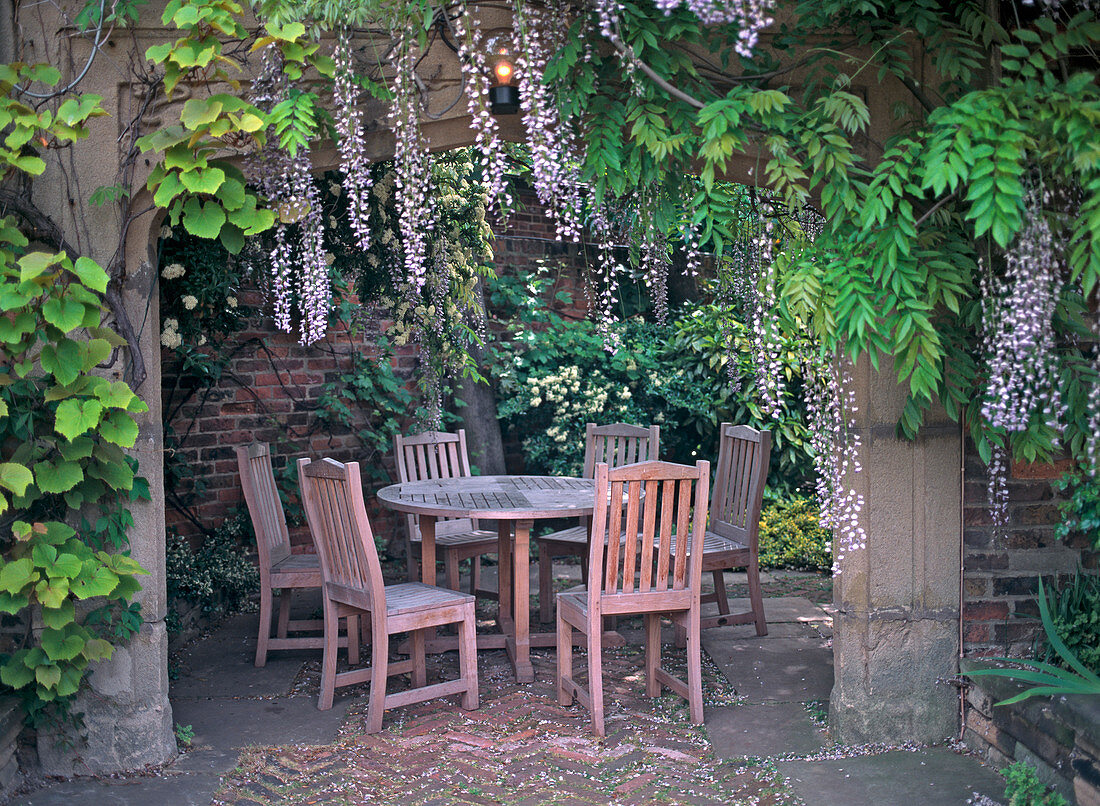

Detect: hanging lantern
[487, 35, 520, 115]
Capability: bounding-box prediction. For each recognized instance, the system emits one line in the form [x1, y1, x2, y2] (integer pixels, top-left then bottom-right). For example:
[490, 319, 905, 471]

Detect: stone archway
[22, 2, 964, 774]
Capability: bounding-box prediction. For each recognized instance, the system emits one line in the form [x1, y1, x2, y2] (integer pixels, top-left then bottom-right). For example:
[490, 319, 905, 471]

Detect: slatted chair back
[587, 460, 709, 614]
[297, 457, 385, 612]
[582, 423, 661, 478]
[237, 443, 292, 573]
[710, 424, 772, 550]
[393, 430, 479, 539]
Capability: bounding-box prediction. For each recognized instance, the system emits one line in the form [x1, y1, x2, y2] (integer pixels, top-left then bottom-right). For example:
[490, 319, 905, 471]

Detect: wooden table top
[376, 475, 595, 520]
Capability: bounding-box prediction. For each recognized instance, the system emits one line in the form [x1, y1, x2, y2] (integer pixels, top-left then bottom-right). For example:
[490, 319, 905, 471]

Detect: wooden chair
[535, 423, 660, 623]
[297, 457, 479, 725]
[556, 459, 709, 736]
[699, 423, 772, 634]
[238, 443, 351, 667]
[394, 430, 497, 600]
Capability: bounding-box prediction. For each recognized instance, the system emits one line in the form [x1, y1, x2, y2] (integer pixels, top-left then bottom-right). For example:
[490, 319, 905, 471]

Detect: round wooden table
[377, 475, 597, 682]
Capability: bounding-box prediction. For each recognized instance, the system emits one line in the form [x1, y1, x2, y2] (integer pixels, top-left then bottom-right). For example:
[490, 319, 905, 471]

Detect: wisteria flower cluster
[980, 190, 1064, 433]
[513, 0, 587, 241]
[653, 0, 775, 55]
[451, 7, 511, 211]
[391, 31, 437, 292]
[247, 45, 331, 345]
[333, 29, 373, 251]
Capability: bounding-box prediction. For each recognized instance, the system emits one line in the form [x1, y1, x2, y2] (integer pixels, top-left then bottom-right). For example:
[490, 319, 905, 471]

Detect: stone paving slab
[778, 748, 1006, 806]
[703, 633, 833, 704]
[706, 702, 826, 760]
[13, 770, 223, 806]
[703, 597, 831, 623]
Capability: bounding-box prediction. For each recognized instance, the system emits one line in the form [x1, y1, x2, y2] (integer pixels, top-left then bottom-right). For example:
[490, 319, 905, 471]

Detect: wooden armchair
[298, 457, 479, 725]
[699, 423, 772, 634]
[394, 430, 497, 600]
[237, 443, 351, 667]
[535, 423, 660, 623]
[556, 459, 709, 736]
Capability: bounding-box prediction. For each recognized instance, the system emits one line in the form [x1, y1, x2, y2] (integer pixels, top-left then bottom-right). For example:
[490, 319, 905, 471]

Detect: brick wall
[962, 443, 1098, 657]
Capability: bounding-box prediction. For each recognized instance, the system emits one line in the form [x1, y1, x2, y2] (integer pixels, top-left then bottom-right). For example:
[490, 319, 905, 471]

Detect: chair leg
[347, 615, 360, 666]
[366, 622, 389, 734]
[410, 628, 426, 688]
[276, 589, 292, 638]
[255, 585, 272, 667]
[471, 556, 482, 597]
[539, 552, 553, 623]
[587, 629, 605, 737]
[746, 560, 768, 637]
[445, 549, 460, 593]
[457, 607, 479, 711]
[644, 614, 661, 698]
[556, 609, 573, 707]
[712, 570, 730, 615]
[685, 609, 704, 725]
[318, 599, 339, 711]
[407, 542, 418, 583]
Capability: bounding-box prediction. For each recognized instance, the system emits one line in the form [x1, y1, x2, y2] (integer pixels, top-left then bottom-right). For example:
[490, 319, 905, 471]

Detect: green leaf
[179, 166, 226, 195]
[181, 197, 227, 239]
[70, 563, 118, 598]
[0, 463, 33, 496]
[180, 98, 224, 130]
[42, 297, 87, 333]
[0, 653, 34, 689]
[0, 591, 29, 614]
[54, 398, 104, 440]
[0, 558, 35, 594]
[40, 628, 83, 662]
[35, 664, 61, 690]
[40, 339, 83, 385]
[82, 638, 113, 662]
[18, 251, 65, 283]
[98, 411, 139, 448]
[41, 599, 74, 629]
[71, 256, 109, 293]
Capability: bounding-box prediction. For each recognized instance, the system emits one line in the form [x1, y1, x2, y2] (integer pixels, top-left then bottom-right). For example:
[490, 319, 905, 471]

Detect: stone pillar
[829, 357, 963, 744]
[37, 215, 176, 775]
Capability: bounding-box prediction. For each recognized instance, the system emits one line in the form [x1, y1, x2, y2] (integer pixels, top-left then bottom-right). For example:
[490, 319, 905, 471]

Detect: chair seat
[271, 553, 323, 587]
[536, 525, 587, 545]
[385, 582, 474, 616]
[664, 530, 749, 556]
[410, 530, 498, 549]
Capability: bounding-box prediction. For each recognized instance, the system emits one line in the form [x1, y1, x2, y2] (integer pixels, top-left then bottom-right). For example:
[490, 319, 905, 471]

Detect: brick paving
[212, 643, 792, 805]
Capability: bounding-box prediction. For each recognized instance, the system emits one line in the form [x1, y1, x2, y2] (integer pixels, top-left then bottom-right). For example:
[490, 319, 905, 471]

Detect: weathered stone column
[36, 214, 176, 775]
[829, 357, 963, 744]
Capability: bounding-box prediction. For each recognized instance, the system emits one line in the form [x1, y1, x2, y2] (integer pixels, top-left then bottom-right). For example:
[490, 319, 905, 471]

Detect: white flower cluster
[162, 263, 185, 280]
[161, 318, 182, 349]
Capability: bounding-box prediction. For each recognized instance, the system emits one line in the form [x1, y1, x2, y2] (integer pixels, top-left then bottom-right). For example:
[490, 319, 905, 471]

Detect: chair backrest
[587, 460, 709, 613]
[710, 423, 771, 550]
[393, 430, 479, 538]
[297, 457, 384, 611]
[582, 423, 661, 478]
[236, 443, 291, 576]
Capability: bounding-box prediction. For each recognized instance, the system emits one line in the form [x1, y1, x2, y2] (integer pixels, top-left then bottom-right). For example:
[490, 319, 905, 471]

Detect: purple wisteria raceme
[803, 354, 864, 574]
[745, 219, 787, 419]
[513, 0, 586, 241]
[333, 28, 373, 251]
[641, 223, 670, 325]
[980, 191, 1064, 432]
[246, 45, 331, 345]
[391, 32, 436, 291]
[452, 7, 511, 211]
[652, 0, 775, 55]
[986, 442, 1010, 532]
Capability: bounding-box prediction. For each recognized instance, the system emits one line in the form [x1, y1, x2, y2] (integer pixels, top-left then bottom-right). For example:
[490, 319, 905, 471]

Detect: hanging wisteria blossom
[333, 28, 373, 251]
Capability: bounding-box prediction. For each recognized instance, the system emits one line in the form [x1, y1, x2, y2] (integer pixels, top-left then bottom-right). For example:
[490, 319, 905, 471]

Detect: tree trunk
[456, 282, 506, 475]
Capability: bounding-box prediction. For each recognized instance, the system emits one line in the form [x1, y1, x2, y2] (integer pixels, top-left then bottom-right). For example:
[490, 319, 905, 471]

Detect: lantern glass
[486, 34, 517, 88]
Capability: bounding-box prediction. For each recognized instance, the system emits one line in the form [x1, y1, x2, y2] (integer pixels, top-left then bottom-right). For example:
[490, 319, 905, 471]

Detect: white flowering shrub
[493, 273, 813, 491]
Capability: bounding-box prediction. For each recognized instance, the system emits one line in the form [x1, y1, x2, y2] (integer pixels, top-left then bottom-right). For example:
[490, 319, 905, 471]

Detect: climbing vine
[0, 65, 148, 724]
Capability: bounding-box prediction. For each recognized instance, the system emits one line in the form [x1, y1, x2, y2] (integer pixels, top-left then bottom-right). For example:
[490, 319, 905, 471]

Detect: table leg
[419, 515, 437, 585]
[497, 520, 512, 624]
[510, 519, 534, 683]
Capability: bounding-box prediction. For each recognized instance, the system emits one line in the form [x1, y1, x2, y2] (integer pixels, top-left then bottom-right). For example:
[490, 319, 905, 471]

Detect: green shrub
[492, 271, 812, 494]
[1039, 569, 1100, 677]
[757, 496, 832, 572]
[1053, 471, 1100, 550]
[165, 511, 259, 635]
[1002, 761, 1068, 806]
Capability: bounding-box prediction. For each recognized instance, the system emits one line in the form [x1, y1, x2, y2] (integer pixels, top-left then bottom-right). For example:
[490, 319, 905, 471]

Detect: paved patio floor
[14, 572, 1008, 805]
